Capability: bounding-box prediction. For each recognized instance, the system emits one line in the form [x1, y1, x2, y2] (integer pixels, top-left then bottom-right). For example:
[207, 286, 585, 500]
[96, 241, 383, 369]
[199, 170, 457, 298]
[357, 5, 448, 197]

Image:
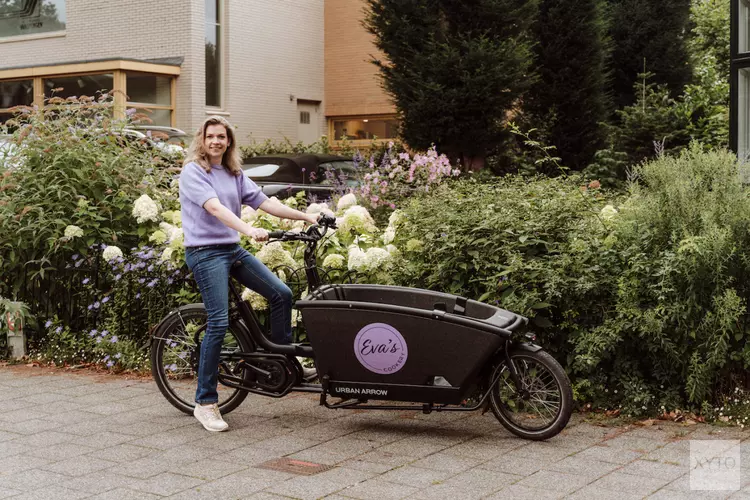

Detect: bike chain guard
[218, 352, 298, 397]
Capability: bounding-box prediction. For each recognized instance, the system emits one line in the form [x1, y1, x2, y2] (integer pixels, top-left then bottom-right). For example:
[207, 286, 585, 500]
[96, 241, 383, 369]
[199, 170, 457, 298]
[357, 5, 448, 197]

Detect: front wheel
[150, 303, 254, 415]
[489, 349, 572, 440]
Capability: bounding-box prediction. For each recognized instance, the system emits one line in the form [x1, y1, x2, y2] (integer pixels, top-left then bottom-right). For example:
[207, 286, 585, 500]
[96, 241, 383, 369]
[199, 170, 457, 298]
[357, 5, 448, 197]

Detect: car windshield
[243, 164, 281, 178]
[319, 160, 358, 187]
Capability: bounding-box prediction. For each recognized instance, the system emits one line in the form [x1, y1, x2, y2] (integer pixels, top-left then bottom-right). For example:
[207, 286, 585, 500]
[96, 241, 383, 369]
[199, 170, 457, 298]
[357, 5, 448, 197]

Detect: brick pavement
[1, 365, 749, 499]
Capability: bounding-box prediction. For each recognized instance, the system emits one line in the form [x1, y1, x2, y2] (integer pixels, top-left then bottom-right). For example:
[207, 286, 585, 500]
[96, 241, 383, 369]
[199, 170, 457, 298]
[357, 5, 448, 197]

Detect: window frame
[205, 0, 223, 109]
[327, 114, 400, 147]
[0, 77, 35, 120]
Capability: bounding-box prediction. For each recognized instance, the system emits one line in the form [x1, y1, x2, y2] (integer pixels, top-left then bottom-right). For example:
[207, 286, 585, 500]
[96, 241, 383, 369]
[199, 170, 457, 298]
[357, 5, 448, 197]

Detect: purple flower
[101, 330, 109, 336]
[103, 355, 110, 361]
[135, 293, 141, 299]
[72, 254, 79, 260]
[169, 342, 177, 348]
[102, 297, 110, 303]
[106, 361, 114, 368]
[88, 329, 98, 337]
[96, 337, 102, 343]
[87, 304, 93, 311]
[82, 278, 90, 285]
[138, 278, 145, 284]
[178, 352, 187, 359]
[110, 336, 118, 343]
[147, 279, 157, 288]
[115, 353, 121, 359]
[44, 320, 52, 328]
[55, 326, 62, 334]
[114, 274, 122, 281]
[147, 265, 154, 272]
[93, 301, 101, 309]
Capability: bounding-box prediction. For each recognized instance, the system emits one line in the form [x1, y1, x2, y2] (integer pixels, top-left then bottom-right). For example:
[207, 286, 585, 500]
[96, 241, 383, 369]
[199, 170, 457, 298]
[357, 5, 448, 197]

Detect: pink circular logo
[354, 323, 408, 374]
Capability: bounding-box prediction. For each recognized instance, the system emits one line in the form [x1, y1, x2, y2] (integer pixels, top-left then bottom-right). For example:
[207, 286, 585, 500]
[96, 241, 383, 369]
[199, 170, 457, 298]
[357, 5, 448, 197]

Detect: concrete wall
[324, 0, 394, 118]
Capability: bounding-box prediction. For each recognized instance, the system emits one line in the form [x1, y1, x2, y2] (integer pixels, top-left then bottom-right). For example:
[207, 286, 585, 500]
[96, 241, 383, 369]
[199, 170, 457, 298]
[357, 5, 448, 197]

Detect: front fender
[511, 341, 543, 354]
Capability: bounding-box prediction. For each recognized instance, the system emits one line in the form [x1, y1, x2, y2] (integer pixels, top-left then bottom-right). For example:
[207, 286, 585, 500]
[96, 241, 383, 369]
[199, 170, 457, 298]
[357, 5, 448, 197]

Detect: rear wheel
[489, 349, 572, 440]
[150, 304, 254, 415]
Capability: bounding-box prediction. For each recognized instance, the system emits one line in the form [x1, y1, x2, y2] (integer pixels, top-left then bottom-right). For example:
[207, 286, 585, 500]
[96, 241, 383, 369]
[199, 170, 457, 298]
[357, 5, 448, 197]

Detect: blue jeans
[185, 243, 293, 404]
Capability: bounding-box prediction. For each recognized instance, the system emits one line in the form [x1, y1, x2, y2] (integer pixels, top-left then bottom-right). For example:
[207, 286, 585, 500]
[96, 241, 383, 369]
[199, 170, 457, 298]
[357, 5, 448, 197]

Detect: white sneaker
[193, 403, 229, 432]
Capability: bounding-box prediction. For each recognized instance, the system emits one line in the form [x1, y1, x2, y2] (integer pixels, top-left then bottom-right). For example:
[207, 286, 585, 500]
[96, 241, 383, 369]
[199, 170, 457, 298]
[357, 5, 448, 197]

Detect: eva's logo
[354, 323, 408, 374]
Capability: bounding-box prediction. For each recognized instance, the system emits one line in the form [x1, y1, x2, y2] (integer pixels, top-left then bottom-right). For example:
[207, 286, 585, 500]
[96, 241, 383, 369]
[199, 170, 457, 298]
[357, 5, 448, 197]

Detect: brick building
[0, 0, 397, 147]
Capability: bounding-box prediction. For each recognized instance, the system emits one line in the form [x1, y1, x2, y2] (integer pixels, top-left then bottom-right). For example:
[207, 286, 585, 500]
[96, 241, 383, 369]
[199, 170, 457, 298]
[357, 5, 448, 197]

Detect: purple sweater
[179, 161, 268, 247]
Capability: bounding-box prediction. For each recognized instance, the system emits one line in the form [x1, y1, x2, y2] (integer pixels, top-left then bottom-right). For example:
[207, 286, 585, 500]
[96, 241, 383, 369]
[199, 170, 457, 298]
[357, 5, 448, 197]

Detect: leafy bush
[0, 96, 178, 298]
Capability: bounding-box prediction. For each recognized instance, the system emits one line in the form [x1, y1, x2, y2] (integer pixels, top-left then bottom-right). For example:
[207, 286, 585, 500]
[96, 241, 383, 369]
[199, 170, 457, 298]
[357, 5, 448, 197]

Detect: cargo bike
[150, 216, 573, 440]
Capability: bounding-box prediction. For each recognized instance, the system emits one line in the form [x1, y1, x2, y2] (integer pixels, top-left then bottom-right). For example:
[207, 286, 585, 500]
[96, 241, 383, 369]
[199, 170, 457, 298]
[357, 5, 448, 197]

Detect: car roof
[243, 154, 351, 170]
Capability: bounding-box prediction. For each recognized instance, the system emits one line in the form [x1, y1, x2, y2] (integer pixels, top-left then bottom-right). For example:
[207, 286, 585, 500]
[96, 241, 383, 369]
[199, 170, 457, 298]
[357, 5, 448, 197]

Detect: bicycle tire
[150, 303, 254, 415]
[489, 349, 573, 440]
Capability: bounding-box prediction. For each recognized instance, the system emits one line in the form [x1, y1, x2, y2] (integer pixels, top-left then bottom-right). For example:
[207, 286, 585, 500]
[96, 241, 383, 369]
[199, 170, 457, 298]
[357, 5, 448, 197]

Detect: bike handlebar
[267, 213, 337, 243]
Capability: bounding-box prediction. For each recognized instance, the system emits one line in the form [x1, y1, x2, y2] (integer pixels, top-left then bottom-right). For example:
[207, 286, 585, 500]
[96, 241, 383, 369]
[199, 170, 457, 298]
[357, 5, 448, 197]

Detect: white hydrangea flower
[322, 253, 345, 268]
[347, 245, 368, 271]
[160, 247, 174, 262]
[388, 209, 405, 228]
[291, 309, 301, 327]
[63, 225, 84, 239]
[600, 204, 618, 220]
[382, 226, 396, 245]
[149, 230, 167, 245]
[102, 245, 123, 262]
[160, 210, 181, 225]
[365, 247, 391, 270]
[133, 194, 160, 223]
[159, 222, 181, 243]
[339, 205, 377, 234]
[337, 193, 357, 211]
[241, 287, 268, 310]
[306, 203, 326, 214]
[386, 244, 399, 255]
[241, 206, 258, 222]
[256, 241, 297, 269]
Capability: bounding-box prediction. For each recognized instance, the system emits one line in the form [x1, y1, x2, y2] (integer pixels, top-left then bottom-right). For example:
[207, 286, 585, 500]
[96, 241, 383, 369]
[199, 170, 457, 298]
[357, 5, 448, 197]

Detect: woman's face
[204, 124, 229, 162]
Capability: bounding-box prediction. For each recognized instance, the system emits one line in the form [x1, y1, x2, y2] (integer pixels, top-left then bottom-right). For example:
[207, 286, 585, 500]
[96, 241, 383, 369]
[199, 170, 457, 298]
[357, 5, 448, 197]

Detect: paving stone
[409, 452, 484, 473]
[0, 454, 54, 476]
[11, 430, 77, 448]
[619, 458, 688, 481]
[40, 455, 119, 477]
[334, 477, 419, 500]
[26, 441, 97, 461]
[377, 435, 453, 458]
[590, 471, 672, 497]
[86, 443, 156, 463]
[663, 474, 739, 497]
[87, 487, 162, 499]
[127, 471, 204, 496]
[0, 418, 61, 435]
[566, 484, 645, 499]
[545, 455, 623, 479]
[477, 454, 546, 476]
[0, 487, 20, 499]
[482, 483, 567, 499]
[0, 468, 69, 491]
[574, 443, 645, 464]
[2, 485, 91, 499]
[379, 465, 453, 488]
[168, 457, 249, 480]
[649, 489, 734, 499]
[58, 470, 138, 494]
[421, 466, 522, 497]
[604, 434, 669, 452]
[515, 469, 593, 495]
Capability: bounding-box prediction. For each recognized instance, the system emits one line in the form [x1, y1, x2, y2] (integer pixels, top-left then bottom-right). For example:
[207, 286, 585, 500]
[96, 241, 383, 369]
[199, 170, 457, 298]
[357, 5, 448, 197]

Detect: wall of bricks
[324, 0, 395, 118]
[0, 0, 326, 145]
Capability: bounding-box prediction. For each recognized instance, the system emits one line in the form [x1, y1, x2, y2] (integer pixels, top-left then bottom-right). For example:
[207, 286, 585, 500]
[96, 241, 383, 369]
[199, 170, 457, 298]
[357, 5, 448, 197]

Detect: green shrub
[0, 96, 178, 298]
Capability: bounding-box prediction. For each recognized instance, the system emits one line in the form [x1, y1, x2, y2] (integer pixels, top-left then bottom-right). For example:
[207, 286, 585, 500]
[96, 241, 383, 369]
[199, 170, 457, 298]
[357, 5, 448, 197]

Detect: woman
[179, 116, 319, 432]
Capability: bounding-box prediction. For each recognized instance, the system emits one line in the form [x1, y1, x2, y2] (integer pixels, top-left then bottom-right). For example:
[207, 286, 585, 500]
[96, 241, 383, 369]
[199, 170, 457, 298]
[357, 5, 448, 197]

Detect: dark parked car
[242, 154, 359, 199]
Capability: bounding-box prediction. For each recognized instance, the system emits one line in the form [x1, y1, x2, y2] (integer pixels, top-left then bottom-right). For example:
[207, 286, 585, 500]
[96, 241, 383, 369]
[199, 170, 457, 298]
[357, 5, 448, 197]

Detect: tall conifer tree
[525, 0, 611, 170]
[607, 0, 692, 108]
[365, 0, 538, 171]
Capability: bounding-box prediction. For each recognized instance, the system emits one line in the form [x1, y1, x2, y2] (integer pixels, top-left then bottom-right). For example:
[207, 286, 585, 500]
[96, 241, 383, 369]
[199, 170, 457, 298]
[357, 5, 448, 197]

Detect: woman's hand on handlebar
[245, 226, 269, 241]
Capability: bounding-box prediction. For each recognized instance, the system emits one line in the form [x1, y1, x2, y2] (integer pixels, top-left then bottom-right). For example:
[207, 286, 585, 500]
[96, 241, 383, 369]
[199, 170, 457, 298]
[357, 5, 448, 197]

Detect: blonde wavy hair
[184, 116, 243, 176]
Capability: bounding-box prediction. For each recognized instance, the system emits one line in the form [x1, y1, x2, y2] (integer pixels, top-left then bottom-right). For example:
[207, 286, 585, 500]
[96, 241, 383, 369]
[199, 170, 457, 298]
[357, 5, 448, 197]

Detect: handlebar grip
[268, 230, 285, 239]
[318, 214, 337, 229]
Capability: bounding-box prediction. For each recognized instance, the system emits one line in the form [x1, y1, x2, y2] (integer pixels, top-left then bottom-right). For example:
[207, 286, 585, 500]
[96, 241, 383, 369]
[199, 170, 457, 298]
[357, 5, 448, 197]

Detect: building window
[205, 0, 221, 107]
[300, 111, 310, 124]
[126, 72, 174, 126]
[43, 74, 113, 99]
[0, 0, 65, 38]
[737, 67, 750, 161]
[331, 116, 399, 141]
[741, 0, 750, 54]
[0, 79, 34, 124]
